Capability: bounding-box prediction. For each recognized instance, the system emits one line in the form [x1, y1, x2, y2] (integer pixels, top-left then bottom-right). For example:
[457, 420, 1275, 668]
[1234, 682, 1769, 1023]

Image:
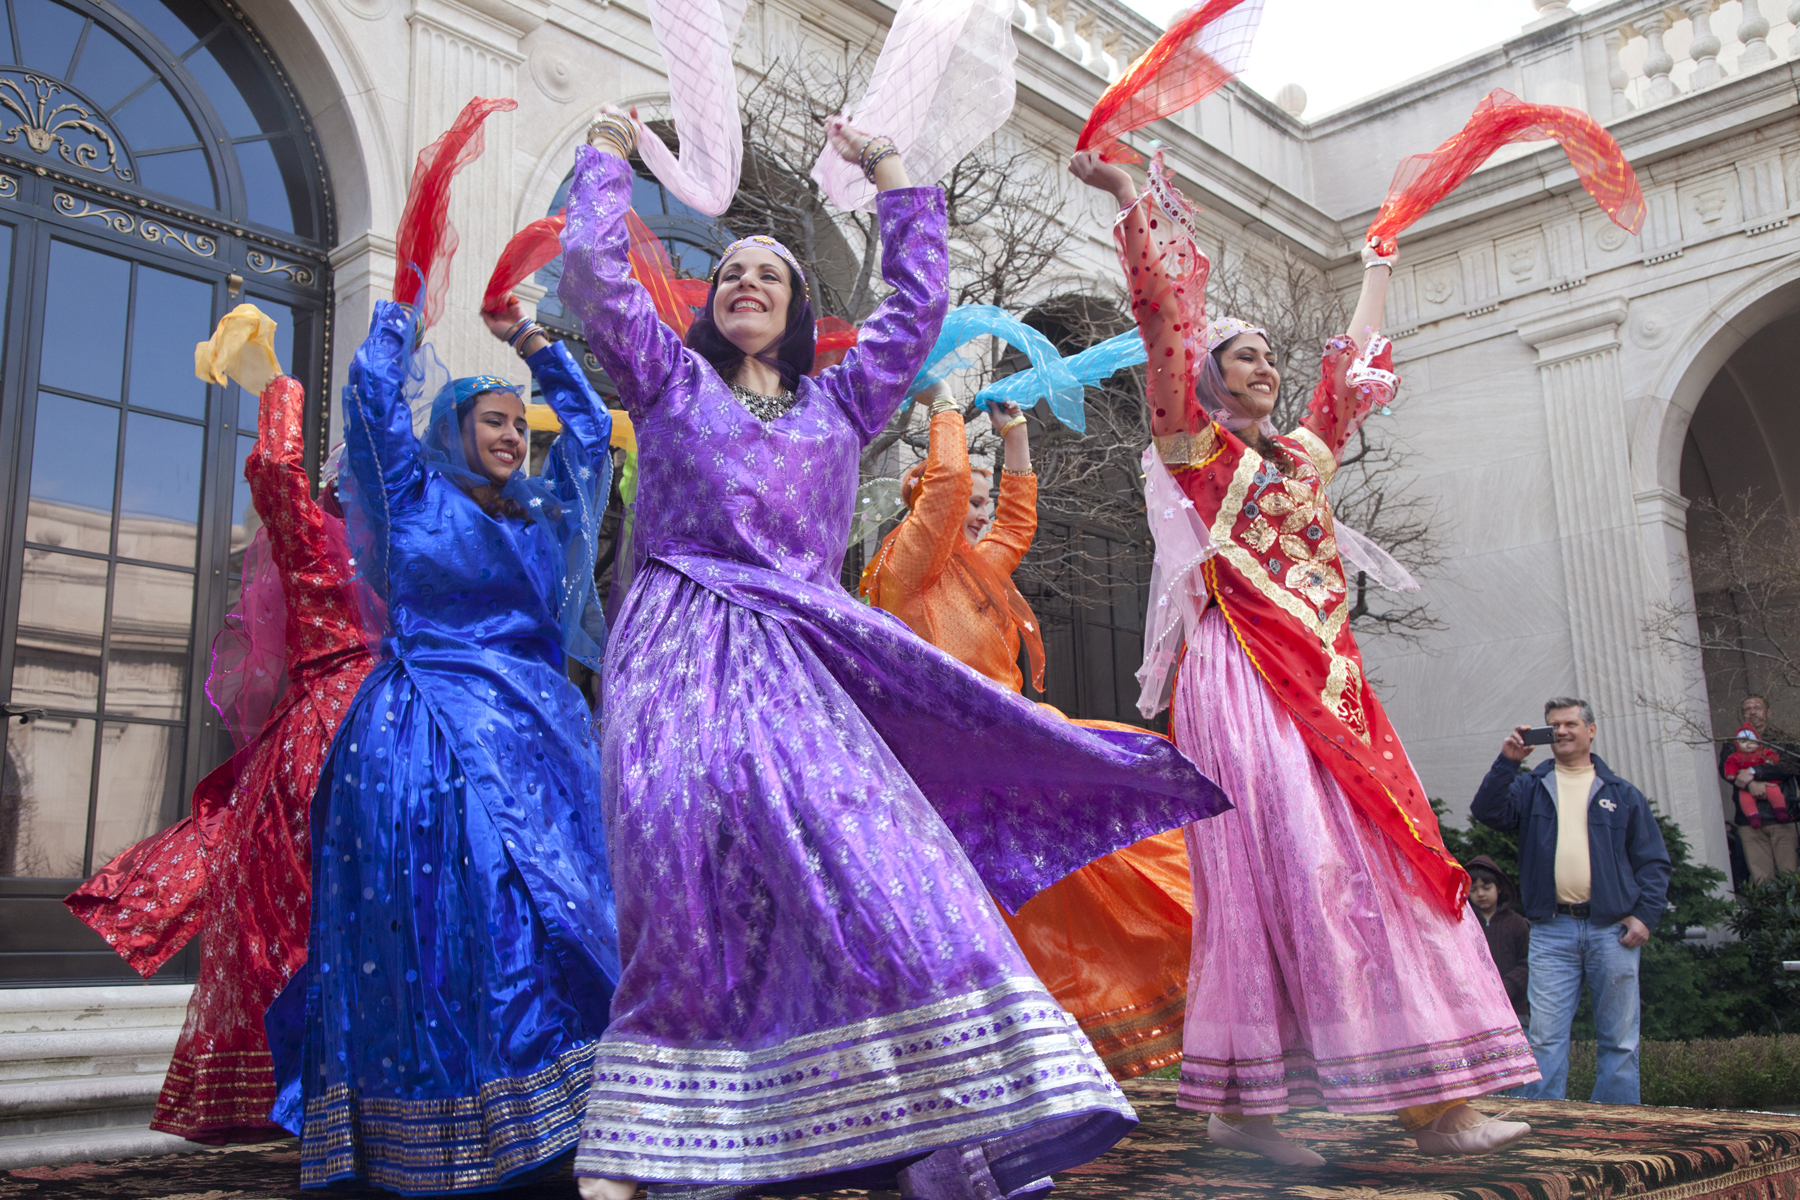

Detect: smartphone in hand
[1522, 725, 1554, 746]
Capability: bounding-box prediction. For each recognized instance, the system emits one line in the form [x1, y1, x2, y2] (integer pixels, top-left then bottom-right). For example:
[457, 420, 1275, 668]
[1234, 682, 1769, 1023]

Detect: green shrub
[1563, 1035, 1800, 1109]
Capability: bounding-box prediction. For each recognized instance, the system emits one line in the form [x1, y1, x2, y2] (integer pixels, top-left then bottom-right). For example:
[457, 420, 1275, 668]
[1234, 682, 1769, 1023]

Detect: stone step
[0, 1125, 193, 1171]
[0, 1025, 178, 1082]
[0, 984, 192, 1035]
[0, 985, 191, 1167]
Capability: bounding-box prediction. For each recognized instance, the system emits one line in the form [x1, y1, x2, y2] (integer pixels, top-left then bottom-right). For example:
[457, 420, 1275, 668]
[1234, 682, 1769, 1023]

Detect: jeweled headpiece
[1203, 316, 1267, 354]
[712, 235, 810, 304]
[451, 375, 520, 407]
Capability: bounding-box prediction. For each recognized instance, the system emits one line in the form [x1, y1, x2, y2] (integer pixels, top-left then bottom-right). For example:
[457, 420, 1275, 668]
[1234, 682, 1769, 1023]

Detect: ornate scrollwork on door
[0, 73, 134, 181]
[245, 248, 314, 285]
[54, 192, 218, 259]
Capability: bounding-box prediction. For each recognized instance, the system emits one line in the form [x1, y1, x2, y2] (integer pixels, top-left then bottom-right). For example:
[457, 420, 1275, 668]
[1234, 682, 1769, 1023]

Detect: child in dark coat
[1468, 855, 1530, 1024]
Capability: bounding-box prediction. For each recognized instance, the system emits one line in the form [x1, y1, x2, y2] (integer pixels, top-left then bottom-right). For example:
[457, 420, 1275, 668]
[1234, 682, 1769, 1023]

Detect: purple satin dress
[556, 147, 1230, 1200]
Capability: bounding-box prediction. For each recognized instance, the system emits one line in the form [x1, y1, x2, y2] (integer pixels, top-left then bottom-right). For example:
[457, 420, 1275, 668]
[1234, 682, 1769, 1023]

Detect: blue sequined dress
[267, 302, 620, 1194]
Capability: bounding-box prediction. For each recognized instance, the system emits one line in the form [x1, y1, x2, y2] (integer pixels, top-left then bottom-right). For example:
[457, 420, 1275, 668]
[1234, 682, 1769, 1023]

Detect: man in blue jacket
[1470, 697, 1670, 1105]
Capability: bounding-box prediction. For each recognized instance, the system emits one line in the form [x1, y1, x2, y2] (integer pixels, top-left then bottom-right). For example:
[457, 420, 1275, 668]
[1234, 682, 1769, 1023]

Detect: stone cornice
[1517, 297, 1629, 364]
[409, 0, 545, 52]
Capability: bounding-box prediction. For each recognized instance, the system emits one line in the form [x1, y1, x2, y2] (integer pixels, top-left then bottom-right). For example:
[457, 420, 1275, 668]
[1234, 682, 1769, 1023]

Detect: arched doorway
[1677, 304, 1800, 770]
[0, 0, 331, 983]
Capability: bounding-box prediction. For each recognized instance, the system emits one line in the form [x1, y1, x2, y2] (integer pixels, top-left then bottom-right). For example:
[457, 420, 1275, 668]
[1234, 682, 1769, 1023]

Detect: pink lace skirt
[1172, 608, 1538, 1114]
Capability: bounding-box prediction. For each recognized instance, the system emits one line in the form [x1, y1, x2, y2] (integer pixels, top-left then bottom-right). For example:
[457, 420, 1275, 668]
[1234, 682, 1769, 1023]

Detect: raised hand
[1069, 149, 1137, 209]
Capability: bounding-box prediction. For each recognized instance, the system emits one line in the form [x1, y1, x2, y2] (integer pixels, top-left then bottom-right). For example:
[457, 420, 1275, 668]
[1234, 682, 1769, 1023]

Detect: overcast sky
[1113, 0, 1596, 118]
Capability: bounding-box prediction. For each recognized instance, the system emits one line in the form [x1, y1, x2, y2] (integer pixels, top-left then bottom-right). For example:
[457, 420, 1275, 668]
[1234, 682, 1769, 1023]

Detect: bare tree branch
[1642, 493, 1800, 746]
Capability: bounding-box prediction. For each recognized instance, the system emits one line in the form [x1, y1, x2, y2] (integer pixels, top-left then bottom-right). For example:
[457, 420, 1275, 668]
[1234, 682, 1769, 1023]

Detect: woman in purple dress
[557, 113, 1230, 1200]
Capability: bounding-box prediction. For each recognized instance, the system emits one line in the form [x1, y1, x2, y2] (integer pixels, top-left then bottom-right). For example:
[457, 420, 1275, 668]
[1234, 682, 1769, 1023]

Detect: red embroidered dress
[67, 376, 375, 1143]
[1119, 191, 1463, 915]
[1118, 176, 1538, 1113]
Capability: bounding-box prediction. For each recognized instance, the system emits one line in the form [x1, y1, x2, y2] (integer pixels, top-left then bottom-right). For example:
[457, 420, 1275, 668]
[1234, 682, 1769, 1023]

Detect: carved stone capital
[409, 0, 545, 54]
[1516, 298, 1629, 365]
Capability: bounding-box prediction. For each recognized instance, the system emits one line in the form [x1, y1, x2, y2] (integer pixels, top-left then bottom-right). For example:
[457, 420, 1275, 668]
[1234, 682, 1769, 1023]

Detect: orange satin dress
[862, 409, 1194, 1079]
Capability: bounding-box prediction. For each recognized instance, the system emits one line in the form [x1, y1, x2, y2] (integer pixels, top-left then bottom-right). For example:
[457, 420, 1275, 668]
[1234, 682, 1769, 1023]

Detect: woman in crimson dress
[67, 308, 375, 1144]
[1070, 149, 1538, 1161]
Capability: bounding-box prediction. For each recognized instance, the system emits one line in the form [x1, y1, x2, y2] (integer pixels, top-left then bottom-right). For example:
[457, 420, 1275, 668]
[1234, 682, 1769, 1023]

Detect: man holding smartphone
[1469, 698, 1671, 1105]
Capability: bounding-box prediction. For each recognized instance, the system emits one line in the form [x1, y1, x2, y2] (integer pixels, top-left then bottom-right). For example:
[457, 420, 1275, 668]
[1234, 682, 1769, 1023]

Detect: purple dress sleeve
[815, 187, 949, 444]
[556, 146, 695, 419]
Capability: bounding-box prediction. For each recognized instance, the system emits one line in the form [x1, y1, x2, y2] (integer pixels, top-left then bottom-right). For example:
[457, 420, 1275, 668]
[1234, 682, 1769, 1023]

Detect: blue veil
[339, 315, 611, 672]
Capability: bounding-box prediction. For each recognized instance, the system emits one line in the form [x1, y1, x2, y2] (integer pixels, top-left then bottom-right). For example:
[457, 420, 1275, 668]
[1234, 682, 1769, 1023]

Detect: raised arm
[814, 185, 949, 442]
[1070, 150, 1201, 442]
[483, 291, 615, 459]
[974, 401, 1035, 577]
[528, 340, 613, 459]
[342, 299, 425, 520]
[556, 141, 690, 418]
[1295, 244, 1399, 474]
[877, 400, 971, 597]
[243, 376, 355, 607]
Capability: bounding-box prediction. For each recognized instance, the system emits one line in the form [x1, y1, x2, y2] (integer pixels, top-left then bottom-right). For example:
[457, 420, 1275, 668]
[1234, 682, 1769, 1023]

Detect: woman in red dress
[67, 308, 376, 1143]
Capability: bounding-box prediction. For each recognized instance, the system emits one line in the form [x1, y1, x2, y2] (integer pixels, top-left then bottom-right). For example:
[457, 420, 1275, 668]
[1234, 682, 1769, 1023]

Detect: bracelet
[928, 395, 959, 417]
[999, 415, 1027, 435]
[860, 135, 898, 182]
[1003, 467, 1034, 477]
[502, 316, 531, 344]
[587, 114, 637, 157]
[509, 322, 547, 355]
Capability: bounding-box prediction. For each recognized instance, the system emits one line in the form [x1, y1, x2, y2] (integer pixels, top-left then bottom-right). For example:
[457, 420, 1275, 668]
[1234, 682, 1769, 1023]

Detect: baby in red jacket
[1725, 727, 1790, 828]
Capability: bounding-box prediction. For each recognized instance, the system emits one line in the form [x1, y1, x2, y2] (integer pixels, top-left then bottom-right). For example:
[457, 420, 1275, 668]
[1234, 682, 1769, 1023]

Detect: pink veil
[206, 527, 289, 751]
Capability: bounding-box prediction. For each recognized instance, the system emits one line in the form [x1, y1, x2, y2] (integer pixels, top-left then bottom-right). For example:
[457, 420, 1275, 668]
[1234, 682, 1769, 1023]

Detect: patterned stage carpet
[5, 1080, 1798, 1199]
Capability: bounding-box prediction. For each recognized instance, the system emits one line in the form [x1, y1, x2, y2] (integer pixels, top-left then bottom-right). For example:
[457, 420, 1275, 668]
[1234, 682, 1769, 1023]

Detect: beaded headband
[1203, 317, 1267, 354]
[452, 375, 522, 405]
[712, 235, 811, 305]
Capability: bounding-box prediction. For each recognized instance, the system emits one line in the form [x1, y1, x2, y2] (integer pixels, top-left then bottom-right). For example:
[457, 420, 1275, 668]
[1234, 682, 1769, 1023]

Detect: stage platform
[3, 1079, 1797, 1199]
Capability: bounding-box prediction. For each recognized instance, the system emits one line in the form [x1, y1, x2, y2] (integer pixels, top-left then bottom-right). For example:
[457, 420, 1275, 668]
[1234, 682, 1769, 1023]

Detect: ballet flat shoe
[1411, 1115, 1531, 1157]
[1207, 1114, 1327, 1167]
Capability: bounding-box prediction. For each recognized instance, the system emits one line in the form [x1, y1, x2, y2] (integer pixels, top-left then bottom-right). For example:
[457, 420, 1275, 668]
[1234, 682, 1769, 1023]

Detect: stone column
[1519, 301, 1676, 809]
[406, 0, 548, 388]
[1634, 484, 1732, 878]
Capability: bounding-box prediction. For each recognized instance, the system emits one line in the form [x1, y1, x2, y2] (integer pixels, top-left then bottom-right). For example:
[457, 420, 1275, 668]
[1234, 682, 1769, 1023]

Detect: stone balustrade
[1009, 0, 1158, 83]
[1587, 0, 1798, 114]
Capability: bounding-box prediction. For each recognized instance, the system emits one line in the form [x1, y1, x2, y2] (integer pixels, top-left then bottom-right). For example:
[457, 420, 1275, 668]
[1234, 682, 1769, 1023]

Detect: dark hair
[1544, 696, 1595, 724]
[1469, 865, 1501, 887]
[455, 392, 535, 521]
[685, 256, 815, 392]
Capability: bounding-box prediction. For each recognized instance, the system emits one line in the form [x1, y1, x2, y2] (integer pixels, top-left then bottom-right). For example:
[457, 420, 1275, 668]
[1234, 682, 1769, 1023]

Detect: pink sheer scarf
[812, 0, 1018, 211]
[635, 0, 747, 216]
[206, 528, 289, 752]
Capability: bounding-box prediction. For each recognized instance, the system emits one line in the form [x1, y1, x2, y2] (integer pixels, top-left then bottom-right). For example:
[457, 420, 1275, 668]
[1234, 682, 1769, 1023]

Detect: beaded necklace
[730, 381, 801, 422]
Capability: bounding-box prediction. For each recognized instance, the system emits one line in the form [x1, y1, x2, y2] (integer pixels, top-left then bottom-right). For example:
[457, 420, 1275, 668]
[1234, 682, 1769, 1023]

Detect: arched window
[533, 163, 731, 364]
[0, 0, 330, 982]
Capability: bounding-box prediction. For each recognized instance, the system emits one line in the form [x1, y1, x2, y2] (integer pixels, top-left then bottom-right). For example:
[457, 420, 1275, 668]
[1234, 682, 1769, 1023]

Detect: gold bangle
[1003, 467, 1034, 477]
[928, 396, 959, 417]
[999, 415, 1027, 434]
[587, 114, 637, 157]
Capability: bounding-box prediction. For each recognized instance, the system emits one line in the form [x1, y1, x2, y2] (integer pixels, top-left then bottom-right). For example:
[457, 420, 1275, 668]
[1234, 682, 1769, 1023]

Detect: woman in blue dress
[267, 296, 621, 1194]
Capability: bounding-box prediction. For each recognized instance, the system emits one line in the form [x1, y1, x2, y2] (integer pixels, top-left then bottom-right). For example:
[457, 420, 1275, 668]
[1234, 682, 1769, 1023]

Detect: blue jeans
[1521, 914, 1641, 1104]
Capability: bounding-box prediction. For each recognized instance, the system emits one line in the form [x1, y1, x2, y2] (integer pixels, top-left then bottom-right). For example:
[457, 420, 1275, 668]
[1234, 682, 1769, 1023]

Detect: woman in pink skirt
[1070, 148, 1539, 1163]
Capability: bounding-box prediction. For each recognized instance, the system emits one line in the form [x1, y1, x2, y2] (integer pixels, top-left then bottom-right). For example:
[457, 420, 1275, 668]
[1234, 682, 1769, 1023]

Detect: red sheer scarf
[1367, 89, 1644, 254]
[393, 96, 517, 330]
[1077, 0, 1263, 161]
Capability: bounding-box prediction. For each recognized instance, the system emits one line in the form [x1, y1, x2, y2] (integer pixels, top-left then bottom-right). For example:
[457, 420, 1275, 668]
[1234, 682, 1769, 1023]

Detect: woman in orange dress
[861, 383, 1193, 1080]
